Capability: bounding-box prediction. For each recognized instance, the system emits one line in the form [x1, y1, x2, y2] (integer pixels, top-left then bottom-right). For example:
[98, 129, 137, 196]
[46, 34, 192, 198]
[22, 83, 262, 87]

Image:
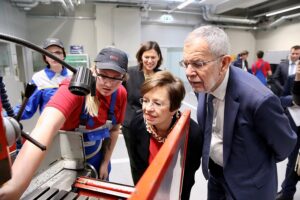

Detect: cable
[0, 76, 15, 117]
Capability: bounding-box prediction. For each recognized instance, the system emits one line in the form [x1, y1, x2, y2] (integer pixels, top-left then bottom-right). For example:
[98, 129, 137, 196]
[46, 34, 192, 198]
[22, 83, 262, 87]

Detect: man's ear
[220, 55, 232, 72]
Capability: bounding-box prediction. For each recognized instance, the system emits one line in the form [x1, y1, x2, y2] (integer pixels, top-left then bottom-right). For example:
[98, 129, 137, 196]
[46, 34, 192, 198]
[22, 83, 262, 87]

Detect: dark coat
[273, 60, 290, 95]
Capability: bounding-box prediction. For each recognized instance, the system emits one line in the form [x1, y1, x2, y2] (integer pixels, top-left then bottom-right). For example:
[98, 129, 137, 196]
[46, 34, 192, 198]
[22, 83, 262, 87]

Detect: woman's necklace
[145, 120, 177, 143]
[144, 71, 154, 80]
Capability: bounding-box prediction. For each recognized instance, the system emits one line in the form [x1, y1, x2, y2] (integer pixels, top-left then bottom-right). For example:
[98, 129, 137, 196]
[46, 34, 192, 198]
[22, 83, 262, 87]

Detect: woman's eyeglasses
[139, 98, 165, 109]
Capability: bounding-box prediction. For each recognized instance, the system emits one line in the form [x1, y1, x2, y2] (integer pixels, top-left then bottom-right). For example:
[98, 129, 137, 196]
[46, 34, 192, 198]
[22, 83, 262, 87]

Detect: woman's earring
[176, 110, 180, 118]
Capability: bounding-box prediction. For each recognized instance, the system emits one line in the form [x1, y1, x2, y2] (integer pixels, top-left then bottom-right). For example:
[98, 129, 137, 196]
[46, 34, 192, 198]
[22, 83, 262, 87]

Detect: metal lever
[5, 82, 47, 151]
[16, 83, 37, 121]
[21, 131, 46, 151]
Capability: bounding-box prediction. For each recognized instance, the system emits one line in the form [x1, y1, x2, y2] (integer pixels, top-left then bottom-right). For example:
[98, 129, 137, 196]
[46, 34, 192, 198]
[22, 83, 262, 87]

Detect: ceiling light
[177, 0, 194, 10]
[266, 4, 300, 17]
[160, 14, 174, 23]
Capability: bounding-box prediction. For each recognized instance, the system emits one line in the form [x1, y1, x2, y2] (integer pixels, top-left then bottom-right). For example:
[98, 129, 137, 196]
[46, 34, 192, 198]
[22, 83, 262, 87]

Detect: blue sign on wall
[70, 45, 84, 54]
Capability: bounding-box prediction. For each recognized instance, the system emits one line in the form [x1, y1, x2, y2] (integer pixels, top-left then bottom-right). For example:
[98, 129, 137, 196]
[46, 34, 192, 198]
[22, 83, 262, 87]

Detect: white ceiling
[8, 0, 300, 29]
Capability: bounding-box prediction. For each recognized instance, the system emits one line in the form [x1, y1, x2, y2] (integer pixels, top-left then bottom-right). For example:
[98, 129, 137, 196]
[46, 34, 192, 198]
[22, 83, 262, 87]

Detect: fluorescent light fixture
[177, 0, 194, 10]
[266, 4, 300, 17]
[160, 14, 174, 23]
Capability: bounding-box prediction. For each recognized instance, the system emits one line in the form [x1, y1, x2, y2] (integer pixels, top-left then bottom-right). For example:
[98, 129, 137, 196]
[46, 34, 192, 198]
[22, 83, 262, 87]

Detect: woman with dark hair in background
[122, 41, 163, 184]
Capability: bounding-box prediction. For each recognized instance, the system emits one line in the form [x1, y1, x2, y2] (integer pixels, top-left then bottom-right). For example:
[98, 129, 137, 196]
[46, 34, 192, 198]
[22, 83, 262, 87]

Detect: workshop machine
[0, 34, 191, 200]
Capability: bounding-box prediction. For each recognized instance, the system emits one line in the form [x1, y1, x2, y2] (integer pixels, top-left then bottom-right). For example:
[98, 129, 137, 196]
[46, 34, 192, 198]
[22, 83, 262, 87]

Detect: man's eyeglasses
[139, 98, 165, 109]
[179, 55, 224, 70]
[96, 72, 124, 83]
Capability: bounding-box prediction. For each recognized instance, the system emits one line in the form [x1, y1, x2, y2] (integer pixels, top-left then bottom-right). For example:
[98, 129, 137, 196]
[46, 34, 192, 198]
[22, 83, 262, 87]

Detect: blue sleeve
[256, 94, 297, 162]
[14, 89, 43, 120]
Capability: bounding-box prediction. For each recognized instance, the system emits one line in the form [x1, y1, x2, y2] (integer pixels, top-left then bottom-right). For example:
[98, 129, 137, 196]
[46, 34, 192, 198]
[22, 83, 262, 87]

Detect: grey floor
[110, 89, 300, 199]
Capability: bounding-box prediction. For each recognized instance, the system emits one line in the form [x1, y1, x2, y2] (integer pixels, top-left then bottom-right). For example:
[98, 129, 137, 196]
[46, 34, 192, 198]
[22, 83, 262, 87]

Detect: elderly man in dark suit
[273, 45, 300, 96]
[181, 25, 297, 200]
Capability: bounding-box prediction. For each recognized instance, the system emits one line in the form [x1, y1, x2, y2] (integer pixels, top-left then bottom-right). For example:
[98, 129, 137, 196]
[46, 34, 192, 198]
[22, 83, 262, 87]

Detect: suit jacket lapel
[223, 94, 239, 166]
[223, 69, 240, 167]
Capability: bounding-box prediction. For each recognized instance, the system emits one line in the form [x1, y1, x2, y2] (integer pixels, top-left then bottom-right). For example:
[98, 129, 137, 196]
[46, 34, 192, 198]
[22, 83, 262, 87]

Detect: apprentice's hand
[0, 180, 21, 200]
[98, 162, 109, 180]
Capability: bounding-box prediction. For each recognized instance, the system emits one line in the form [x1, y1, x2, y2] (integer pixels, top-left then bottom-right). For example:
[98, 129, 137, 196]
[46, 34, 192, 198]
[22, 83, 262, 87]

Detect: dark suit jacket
[197, 66, 297, 199]
[232, 58, 248, 71]
[273, 60, 289, 95]
[280, 74, 295, 108]
[130, 110, 202, 200]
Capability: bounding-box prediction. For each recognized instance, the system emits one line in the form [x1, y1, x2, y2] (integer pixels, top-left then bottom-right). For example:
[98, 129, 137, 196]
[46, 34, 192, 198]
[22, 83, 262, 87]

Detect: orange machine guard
[130, 109, 191, 200]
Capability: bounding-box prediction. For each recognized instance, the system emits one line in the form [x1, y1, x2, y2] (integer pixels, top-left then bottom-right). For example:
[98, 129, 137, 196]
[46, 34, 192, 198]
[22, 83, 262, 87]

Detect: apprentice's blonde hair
[83, 64, 128, 117]
[84, 64, 99, 117]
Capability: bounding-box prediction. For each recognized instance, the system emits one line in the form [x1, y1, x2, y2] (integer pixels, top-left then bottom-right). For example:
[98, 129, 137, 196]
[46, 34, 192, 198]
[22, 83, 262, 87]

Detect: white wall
[224, 29, 256, 66]
[141, 24, 193, 48]
[256, 22, 300, 51]
[95, 5, 141, 66]
[0, 1, 27, 38]
[27, 4, 97, 62]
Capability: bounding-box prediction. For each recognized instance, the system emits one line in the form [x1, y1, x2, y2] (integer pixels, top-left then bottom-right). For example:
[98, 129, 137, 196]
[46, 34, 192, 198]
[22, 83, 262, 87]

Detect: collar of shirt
[210, 68, 230, 101]
[44, 66, 68, 80]
[257, 58, 263, 62]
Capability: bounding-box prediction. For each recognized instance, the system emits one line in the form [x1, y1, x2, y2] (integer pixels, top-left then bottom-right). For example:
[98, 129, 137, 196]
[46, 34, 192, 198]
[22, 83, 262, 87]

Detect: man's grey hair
[185, 25, 231, 57]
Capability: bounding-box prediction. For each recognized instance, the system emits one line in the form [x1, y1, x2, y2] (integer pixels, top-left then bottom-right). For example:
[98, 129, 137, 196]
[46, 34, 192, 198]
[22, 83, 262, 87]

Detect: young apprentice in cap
[14, 38, 72, 120]
[0, 47, 128, 200]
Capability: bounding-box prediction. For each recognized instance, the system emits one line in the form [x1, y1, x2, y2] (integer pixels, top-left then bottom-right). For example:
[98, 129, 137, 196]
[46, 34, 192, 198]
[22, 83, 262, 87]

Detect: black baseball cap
[42, 38, 64, 49]
[94, 47, 128, 74]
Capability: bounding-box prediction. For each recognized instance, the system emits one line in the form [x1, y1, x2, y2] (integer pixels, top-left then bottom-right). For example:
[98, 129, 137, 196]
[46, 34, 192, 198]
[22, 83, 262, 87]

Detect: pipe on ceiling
[218, 25, 258, 30]
[218, 12, 300, 30]
[65, 0, 74, 11]
[214, 0, 269, 15]
[11, 0, 69, 12]
[148, 9, 202, 16]
[16, 1, 39, 10]
[263, 12, 300, 29]
[52, 0, 69, 12]
[202, 6, 258, 25]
